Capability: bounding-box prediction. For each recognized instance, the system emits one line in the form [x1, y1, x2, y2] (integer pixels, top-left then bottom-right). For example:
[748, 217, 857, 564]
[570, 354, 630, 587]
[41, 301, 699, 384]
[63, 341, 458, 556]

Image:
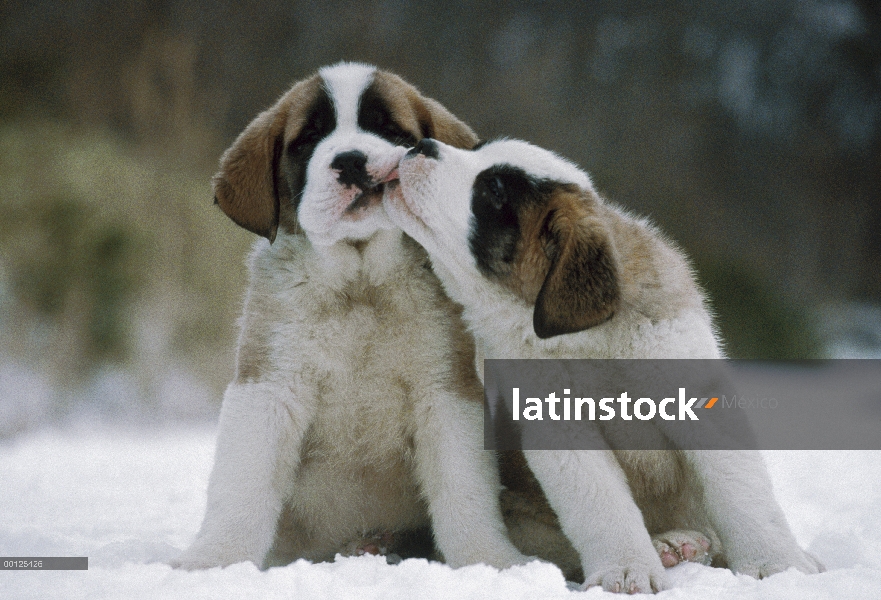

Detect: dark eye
[383, 122, 417, 147]
[358, 87, 418, 146]
[287, 93, 336, 156]
[486, 175, 505, 207]
[288, 131, 317, 155]
[369, 109, 387, 129]
[487, 175, 503, 196]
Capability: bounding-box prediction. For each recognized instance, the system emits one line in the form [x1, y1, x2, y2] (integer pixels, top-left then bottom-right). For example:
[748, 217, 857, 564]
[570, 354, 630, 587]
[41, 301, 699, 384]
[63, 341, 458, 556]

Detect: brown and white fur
[171, 64, 529, 571]
[384, 137, 824, 592]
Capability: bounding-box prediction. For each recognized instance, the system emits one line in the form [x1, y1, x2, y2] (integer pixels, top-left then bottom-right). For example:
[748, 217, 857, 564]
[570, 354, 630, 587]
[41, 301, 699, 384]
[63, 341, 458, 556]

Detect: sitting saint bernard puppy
[172, 64, 529, 571]
[384, 137, 824, 592]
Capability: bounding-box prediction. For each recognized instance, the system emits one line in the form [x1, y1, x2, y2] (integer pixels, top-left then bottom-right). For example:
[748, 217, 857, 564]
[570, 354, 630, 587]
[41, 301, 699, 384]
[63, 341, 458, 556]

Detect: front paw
[652, 529, 712, 567]
[729, 547, 825, 578]
[582, 561, 667, 594]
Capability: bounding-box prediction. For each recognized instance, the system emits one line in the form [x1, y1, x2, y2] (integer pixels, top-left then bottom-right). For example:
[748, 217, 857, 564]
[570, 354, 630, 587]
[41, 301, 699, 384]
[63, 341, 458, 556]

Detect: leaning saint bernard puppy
[384, 138, 824, 592]
[171, 64, 529, 571]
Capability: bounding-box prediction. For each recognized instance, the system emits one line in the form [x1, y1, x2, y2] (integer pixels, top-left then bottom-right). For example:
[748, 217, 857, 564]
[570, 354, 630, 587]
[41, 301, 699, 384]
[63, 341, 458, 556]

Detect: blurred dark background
[1, 0, 879, 436]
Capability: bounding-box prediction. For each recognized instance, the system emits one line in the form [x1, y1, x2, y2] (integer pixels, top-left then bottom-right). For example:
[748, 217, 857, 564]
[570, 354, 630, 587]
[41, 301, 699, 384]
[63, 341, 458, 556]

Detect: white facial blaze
[295, 63, 406, 246]
[319, 63, 374, 132]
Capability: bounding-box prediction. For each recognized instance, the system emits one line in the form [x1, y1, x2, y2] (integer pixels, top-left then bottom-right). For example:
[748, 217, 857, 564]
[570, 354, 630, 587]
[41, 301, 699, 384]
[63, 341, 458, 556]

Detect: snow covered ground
[1, 425, 879, 599]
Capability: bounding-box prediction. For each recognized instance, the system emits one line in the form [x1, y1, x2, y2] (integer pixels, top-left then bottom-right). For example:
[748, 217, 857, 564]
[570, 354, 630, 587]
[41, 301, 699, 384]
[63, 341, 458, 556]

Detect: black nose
[331, 150, 370, 188]
[407, 138, 440, 159]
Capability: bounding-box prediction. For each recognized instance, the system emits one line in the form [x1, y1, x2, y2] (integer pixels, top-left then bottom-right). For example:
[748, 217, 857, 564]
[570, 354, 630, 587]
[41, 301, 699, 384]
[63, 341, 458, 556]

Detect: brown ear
[213, 74, 323, 241]
[416, 96, 480, 149]
[370, 70, 479, 150]
[533, 201, 619, 339]
[212, 106, 287, 242]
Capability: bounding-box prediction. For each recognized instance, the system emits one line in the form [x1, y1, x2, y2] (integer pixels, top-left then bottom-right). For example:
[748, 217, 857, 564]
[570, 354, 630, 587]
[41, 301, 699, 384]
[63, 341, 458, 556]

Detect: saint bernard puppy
[384, 137, 824, 592]
[171, 64, 529, 571]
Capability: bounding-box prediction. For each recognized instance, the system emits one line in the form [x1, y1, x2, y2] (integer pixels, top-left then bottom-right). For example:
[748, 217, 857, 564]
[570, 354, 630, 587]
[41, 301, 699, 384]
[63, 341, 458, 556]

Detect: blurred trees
[0, 121, 250, 432]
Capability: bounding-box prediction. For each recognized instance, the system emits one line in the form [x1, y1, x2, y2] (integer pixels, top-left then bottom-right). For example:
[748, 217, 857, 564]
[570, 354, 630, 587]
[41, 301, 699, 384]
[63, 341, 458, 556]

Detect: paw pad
[652, 530, 712, 567]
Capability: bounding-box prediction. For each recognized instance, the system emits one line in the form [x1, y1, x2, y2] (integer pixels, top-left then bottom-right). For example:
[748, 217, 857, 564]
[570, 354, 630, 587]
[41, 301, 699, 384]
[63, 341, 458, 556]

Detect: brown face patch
[469, 166, 619, 338]
[368, 71, 479, 150]
[212, 75, 324, 241]
[510, 199, 555, 303]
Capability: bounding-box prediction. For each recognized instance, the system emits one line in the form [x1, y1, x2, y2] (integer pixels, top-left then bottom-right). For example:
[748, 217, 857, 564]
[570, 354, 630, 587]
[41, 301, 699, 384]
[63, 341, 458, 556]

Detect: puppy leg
[413, 394, 530, 569]
[500, 489, 583, 581]
[683, 450, 824, 577]
[524, 450, 667, 594]
[171, 382, 311, 570]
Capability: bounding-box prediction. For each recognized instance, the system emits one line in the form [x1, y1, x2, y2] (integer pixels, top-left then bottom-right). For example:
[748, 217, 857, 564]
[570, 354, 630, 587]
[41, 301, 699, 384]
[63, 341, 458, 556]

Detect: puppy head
[213, 63, 478, 246]
[387, 139, 619, 339]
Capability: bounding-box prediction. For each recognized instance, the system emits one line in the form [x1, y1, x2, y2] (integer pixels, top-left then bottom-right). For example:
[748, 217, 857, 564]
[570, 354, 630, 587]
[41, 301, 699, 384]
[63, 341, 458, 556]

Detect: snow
[1, 426, 880, 599]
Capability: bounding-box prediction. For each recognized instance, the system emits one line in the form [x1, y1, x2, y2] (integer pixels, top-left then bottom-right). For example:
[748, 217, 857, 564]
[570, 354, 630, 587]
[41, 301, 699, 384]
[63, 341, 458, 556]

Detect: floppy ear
[212, 105, 288, 242]
[533, 200, 620, 339]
